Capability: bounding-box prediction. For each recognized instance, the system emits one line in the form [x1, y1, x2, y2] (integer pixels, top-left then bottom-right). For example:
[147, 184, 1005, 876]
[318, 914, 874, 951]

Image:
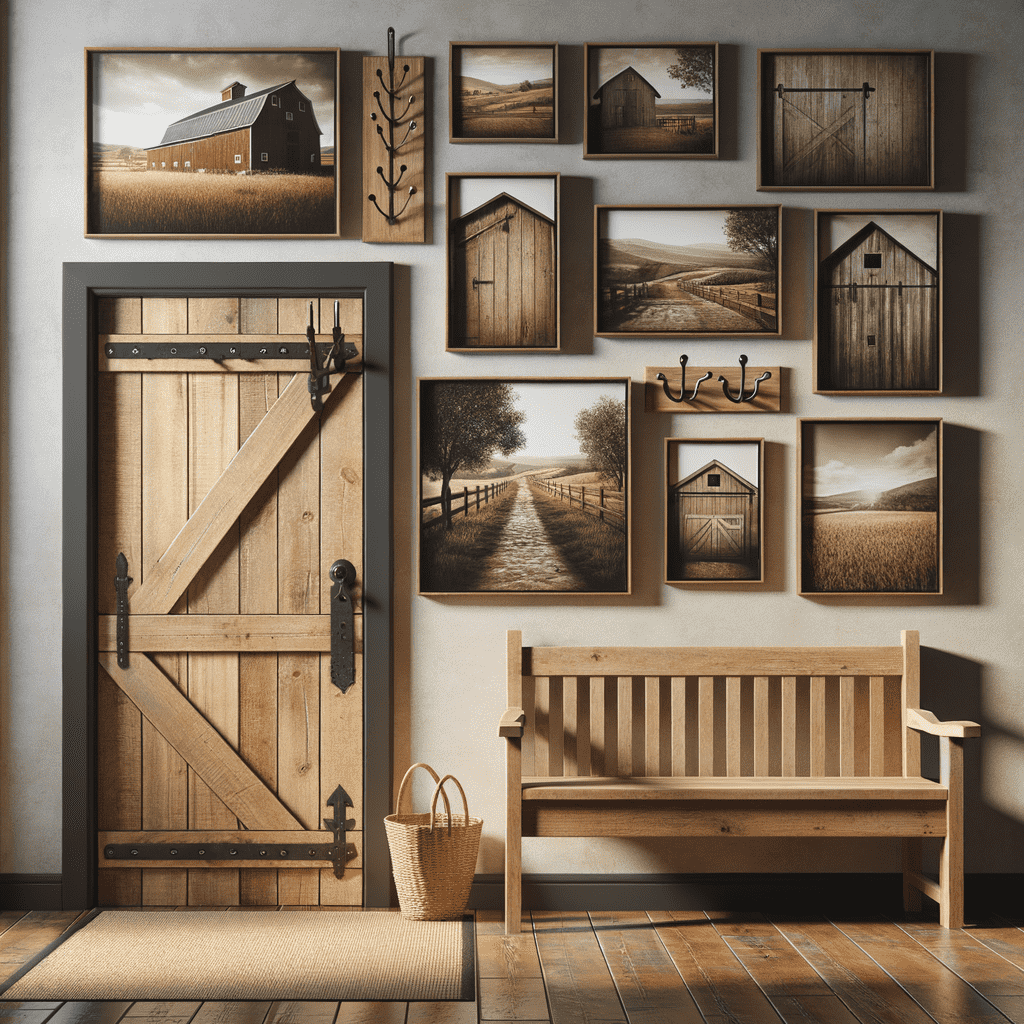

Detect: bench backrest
[507, 630, 921, 780]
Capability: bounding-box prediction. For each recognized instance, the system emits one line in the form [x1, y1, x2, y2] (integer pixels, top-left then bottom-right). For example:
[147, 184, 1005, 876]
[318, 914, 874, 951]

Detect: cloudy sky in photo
[809, 422, 937, 497]
[457, 46, 553, 86]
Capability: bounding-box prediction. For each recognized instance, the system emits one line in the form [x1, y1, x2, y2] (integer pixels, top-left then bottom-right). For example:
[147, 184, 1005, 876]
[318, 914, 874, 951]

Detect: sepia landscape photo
[801, 419, 941, 594]
[87, 49, 338, 236]
[419, 379, 629, 594]
[596, 205, 779, 336]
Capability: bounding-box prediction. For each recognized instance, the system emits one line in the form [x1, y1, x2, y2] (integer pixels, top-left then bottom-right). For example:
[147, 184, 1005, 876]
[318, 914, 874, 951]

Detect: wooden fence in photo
[421, 479, 511, 530]
[657, 114, 696, 133]
[676, 280, 777, 330]
[532, 477, 626, 534]
[599, 281, 650, 319]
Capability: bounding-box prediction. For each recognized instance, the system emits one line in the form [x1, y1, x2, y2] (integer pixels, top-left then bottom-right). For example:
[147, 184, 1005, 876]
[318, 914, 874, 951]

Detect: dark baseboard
[0, 874, 63, 911]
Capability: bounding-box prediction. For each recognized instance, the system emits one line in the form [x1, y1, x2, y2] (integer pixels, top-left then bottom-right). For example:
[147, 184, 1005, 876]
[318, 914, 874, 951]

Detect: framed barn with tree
[418, 377, 630, 595]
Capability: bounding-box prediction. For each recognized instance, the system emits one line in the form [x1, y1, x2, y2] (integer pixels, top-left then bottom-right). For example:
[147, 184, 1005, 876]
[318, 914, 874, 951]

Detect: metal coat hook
[367, 27, 418, 226]
[656, 354, 713, 403]
[718, 355, 772, 404]
[306, 302, 348, 412]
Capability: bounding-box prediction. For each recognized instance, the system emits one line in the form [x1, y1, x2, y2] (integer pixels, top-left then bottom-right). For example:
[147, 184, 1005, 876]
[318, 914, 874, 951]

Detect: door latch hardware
[472, 278, 494, 290]
[103, 341, 358, 363]
[324, 784, 357, 879]
[114, 552, 132, 669]
[307, 301, 356, 412]
[329, 559, 357, 693]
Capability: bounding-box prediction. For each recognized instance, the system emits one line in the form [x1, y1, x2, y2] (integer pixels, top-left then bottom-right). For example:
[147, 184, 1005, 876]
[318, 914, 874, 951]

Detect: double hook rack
[657, 354, 773, 405]
[306, 301, 358, 412]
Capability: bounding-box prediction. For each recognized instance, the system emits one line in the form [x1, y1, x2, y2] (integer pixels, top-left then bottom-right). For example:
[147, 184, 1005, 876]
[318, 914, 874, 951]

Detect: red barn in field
[145, 80, 323, 173]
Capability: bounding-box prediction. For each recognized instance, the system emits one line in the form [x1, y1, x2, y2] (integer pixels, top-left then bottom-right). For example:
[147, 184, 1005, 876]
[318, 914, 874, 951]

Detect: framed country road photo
[418, 378, 630, 595]
[85, 48, 340, 237]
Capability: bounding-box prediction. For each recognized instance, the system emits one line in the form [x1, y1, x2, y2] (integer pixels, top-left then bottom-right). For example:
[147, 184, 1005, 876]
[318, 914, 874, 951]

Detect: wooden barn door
[94, 295, 365, 907]
[683, 514, 745, 561]
[775, 85, 865, 186]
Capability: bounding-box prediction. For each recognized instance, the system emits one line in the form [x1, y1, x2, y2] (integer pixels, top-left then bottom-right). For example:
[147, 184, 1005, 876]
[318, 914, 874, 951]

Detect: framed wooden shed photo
[446, 173, 560, 350]
[757, 49, 934, 190]
[815, 210, 942, 394]
[86, 48, 340, 237]
[799, 418, 942, 596]
[584, 43, 718, 158]
[666, 438, 764, 584]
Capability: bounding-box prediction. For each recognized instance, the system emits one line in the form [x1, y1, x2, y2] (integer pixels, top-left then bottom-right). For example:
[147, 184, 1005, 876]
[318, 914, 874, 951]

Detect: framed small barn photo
[595, 205, 781, 337]
[799, 418, 942, 596]
[85, 48, 340, 237]
[418, 377, 630, 596]
[757, 49, 934, 190]
[665, 438, 764, 584]
[446, 173, 560, 350]
[449, 42, 558, 143]
[814, 210, 942, 395]
[584, 42, 718, 158]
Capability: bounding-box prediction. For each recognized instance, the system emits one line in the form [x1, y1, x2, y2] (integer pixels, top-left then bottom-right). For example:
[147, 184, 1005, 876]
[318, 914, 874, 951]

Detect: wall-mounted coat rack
[362, 27, 427, 243]
[646, 355, 782, 413]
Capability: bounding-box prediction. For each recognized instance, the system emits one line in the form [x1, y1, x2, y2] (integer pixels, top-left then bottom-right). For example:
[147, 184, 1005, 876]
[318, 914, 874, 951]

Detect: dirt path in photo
[477, 481, 586, 591]
[611, 290, 760, 333]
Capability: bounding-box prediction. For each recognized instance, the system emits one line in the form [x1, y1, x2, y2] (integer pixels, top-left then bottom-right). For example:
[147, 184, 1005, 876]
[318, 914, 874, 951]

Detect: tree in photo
[421, 381, 526, 527]
[575, 395, 627, 491]
[666, 47, 715, 95]
[724, 208, 779, 281]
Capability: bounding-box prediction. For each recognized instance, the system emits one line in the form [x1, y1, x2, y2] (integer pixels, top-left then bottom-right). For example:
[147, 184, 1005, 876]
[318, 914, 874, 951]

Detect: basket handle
[394, 762, 452, 821]
[429, 773, 470, 835]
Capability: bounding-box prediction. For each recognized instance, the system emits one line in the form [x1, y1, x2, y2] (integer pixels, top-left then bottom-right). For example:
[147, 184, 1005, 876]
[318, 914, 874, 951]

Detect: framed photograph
[85, 48, 340, 237]
[799, 419, 942, 596]
[446, 173, 560, 350]
[595, 205, 780, 337]
[758, 49, 934, 190]
[584, 43, 718, 158]
[449, 42, 558, 142]
[666, 438, 764, 584]
[814, 210, 942, 395]
[418, 377, 630, 595]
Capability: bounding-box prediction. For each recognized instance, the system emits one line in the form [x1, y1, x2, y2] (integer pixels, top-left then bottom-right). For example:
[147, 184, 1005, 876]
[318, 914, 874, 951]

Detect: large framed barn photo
[446, 173, 560, 350]
[814, 210, 942, 395]
[666, 438, 764, 584]
[85, 49, 340, 237]
[757, 49, 934, 191]
[584, 43, 718, 159]
[418, 377, 630, 596]
[799, 418, 943, 596]
[595, 205, 781, 337]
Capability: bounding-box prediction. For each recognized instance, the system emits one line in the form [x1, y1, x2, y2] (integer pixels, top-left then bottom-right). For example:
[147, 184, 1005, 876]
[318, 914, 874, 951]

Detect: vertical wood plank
[839, 676, 855, 777]
[563, 677, 578, 777]
[781, 676, 796, 777]
[142, 298, 188, 335]
[505, 631, 524, 935]
[575, 678, 591, 777]
[617, 678, 632, 776]
[589, 678, 604, 777]
[278, 298, 318, 335]
[521, 674, 536, 778]
[188, 297, 240, 334]
[670, 678, 686, 777]
[726, 677, 741, 778]
[98, 296, 141, 335]
[753, 677, 769, 776]
[645, 677, 660, 777]
[698, 677, 714, 777]
[939, 739, 965, 928]
[810, 676, 826, 776]
[603, 678, 618, 777]
[534, 676, 550, 779]
[869, 676, 887, 777]
[547, 677, 564, 777]
[903, 630, 922, 778]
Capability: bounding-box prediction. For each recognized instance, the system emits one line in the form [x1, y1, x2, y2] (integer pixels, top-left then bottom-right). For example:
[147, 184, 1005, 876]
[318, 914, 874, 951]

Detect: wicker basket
[385, 763, 483, 920]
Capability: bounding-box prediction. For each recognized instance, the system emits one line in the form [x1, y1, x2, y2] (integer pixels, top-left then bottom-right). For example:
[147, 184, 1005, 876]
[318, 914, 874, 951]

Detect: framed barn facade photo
[757, 49, 934, 190]
[418, 377, 630, 596]
[584, 42, 718, 158]
[449, 42, 558, 143]
[85, 48, 340, 237]
[595, 205, 781, 337]
[665, 438, 764, 584]
[446, 173, 560, 350]
[799, 418, 942, 596]
[814, 210, 942, 395]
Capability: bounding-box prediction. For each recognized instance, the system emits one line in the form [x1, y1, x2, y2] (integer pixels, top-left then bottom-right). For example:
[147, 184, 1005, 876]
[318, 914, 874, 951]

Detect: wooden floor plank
[0, 913, 89, 972]
[0, 1010, 61, 1024]
[44, 1005, 133, 1024]
[188, 1006, 271, 1024]
[950, 919, 1024, 975]
[405, 1003, 477, 1024]
[261, 1005, 339, 1024]
[333, 1007, 407, 1024]
[121, 1003, 202, 1024]
[0, 917, 27, 941]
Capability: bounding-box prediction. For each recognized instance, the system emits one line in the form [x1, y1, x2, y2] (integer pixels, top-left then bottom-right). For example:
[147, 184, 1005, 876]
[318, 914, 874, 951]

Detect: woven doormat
[0, 909, 475, 1002]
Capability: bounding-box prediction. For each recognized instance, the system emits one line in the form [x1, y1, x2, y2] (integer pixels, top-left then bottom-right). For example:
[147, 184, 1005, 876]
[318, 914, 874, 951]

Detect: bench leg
[939, 738, 965, 929]
[902, 838, 923, 912]
[505, 833, 522, 936]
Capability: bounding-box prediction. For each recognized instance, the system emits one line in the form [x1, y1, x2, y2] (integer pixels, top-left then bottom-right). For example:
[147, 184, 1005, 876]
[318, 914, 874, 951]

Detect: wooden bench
[499, 629, 980, 933]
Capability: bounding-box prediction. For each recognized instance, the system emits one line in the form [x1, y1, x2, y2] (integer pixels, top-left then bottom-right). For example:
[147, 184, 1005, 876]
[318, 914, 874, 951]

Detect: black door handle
[329, 559, 356, 693]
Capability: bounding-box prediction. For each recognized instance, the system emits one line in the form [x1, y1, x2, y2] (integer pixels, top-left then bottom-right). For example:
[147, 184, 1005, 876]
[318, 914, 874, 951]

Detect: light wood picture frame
[418, 377, 630, 595]
[666, 438, 764, 584]
[798, 418, 942, 596]
[85, 48, 340, 238]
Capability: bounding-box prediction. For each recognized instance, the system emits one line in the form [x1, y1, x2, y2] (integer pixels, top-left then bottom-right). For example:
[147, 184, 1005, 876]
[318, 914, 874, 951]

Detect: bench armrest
[499, 707, 525, 738]
[907, 707, 981, 739]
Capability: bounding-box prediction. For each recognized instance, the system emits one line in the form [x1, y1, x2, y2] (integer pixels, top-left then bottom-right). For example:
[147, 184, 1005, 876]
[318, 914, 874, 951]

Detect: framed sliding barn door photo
[62, 263, 393, 909]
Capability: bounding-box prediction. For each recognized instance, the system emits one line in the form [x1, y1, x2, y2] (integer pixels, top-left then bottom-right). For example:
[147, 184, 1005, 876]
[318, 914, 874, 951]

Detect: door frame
[61, 262, 393, 909]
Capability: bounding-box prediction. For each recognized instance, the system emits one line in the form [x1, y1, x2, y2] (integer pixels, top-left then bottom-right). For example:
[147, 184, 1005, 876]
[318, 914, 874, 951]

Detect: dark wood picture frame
[449, 42, 558, 143]
[594, 204, 781, 338]
[584, 42, 718, 159]
[85, 48, 341, 238]
[798, 418, 942, 596]
[757, 48, 934, 191]
[418, 377, 630, 596]
[814, 209, 942, 395]
[446, 172, 560, 351]
[665, 437, 764, 584]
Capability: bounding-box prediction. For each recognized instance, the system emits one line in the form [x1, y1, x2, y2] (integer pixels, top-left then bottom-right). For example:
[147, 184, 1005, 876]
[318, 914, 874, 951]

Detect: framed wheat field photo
[584, 42, 718, 158]
[449, 42, 558, 142]
[799, 418, 942, 596]
[446, 173, 560, 350]
[595, 205, 780, 337]
[814, 209, 942, 395]
[85, 48, 340, 237]
[666, 438, 764, 584]
[418, 377, 630, 596]
[758, 49, 934, 190]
